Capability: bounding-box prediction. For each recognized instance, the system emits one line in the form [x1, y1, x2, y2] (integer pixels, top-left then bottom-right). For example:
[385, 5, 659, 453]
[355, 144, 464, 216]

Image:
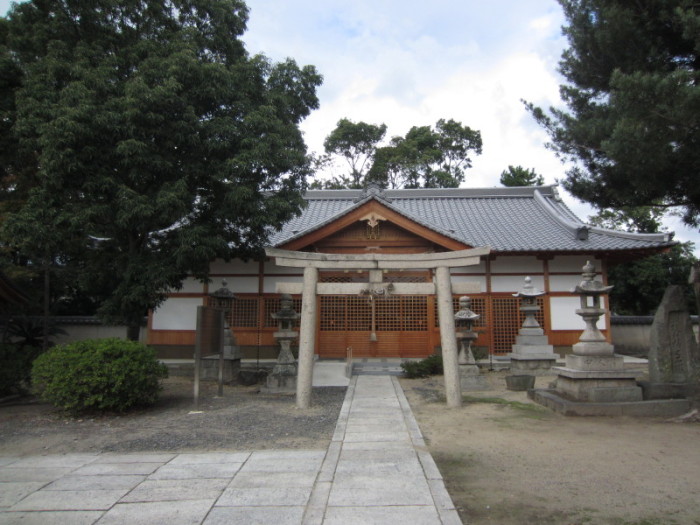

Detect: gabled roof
[269, 185, 675, 254]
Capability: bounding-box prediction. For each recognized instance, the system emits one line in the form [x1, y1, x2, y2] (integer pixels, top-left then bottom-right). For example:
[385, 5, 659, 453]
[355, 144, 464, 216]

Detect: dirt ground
[0, 377, 345, 456]
[401, 372, 700, 525]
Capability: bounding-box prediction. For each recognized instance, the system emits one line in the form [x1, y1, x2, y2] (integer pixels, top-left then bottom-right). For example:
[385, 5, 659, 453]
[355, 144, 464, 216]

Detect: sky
[2, 0, 699, 252]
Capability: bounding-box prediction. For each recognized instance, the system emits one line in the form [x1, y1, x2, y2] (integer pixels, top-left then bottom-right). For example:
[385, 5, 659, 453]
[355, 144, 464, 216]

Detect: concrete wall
[610, 316, 699, 357]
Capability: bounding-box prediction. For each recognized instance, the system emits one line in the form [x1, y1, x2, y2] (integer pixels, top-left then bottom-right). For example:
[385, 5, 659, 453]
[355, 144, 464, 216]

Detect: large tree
[0, 0, 322, 339]
[527, 0, 700, 227]
[499, 165, 544, 187]
[321, 118, 387, 189]
[313, 118, 482, 189]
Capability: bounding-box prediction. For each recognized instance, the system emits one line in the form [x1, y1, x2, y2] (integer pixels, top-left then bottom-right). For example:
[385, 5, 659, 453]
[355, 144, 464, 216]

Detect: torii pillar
[265, 247, 491, 409]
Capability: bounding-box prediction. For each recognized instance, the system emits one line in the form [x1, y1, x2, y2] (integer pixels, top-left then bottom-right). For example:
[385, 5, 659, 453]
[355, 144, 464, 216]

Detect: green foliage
[588, 206, 665, 234]
[2, 316, 66, 348]
[0, 1, 322, 338]
[32, 338, 168, 414]
[499, 165, 544, 187]
[607, 243, 698, 315]
[401, 354, 444, 378]
[322, 118, 387, 188]
[0, 343, 39, 396]
[314, 118, 482, 189]
[527, 0, 700, 226]
[587, 206, 698, 314]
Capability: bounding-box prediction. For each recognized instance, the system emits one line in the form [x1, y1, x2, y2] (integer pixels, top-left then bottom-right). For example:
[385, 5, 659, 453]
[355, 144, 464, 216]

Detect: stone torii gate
[265, 247, 491, 409]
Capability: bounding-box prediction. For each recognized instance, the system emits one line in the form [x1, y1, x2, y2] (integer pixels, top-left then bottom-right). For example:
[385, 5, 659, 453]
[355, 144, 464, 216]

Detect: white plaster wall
[209, 258, 259, 274]
[263, 275, 304, 293]
[490, 256, 543, 274]
[451, 261, 486, 274]
[229, 276, 259, 294]
[548, 274, 582, 292]
[450, 274, 487, 291]
[551, 255, 600, 273]
[491, 275, 545, 293]
[264, 260, 306, 275]
[176, 277, 205, 294]
[550, 296, 608, 330]
[152, 297, 203, 330]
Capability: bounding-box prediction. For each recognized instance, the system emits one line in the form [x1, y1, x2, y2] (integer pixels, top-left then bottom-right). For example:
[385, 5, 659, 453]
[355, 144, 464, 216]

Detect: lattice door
[491, 296, 545, 354]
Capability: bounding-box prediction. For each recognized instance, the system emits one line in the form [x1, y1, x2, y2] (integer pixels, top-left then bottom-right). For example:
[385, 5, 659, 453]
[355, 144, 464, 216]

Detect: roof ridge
[303, 185, 559, 200]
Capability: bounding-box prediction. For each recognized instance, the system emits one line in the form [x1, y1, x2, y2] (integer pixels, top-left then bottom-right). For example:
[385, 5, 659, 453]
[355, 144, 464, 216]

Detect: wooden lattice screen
[434, 296, 487, 328]
[491, 296, 545, 354]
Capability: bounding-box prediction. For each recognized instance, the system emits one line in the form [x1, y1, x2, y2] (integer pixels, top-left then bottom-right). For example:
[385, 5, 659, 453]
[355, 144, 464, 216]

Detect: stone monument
[552, 261, 642, 402]
[455, 296, 490, 390]
[508, 276, 559, 374]
[265, 293, 301, 393]
[641, 285, 699, 399]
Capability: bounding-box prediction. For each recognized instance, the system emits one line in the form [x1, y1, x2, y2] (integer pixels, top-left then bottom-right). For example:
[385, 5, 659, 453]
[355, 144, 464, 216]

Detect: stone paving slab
[10, 488, 129, 511]
[97, 499, 214, 525]
[323, 505, 441, 524]
[4, 454, 98, 469]
[72, 462, 162, 476]
[0, 467, 75, 483]
[204, 505, 306, 525]
[121, 478, 230, 503]
[0, 510, 104, 524]
[0, 373, 458, 524]
[0, 482, 46, 507]
[44, 474, 145, 491]
[217, 487, 312, 507]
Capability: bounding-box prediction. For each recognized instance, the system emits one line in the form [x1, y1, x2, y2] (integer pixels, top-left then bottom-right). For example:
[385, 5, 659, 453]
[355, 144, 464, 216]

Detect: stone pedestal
[509, 329, 559, 374]
[264, 331, 298, 393]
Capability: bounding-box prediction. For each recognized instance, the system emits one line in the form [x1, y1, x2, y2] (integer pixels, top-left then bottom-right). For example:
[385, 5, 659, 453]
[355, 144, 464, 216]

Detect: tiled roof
[268, 185, 675, 253]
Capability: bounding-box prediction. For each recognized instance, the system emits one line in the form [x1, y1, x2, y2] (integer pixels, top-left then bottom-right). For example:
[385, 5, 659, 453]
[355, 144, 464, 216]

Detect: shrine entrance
[265, 247, 490, 408]
[317, 270, 433, 358]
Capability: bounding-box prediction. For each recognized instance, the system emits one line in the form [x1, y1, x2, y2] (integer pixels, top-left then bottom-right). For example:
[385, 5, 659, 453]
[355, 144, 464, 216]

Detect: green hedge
[401, 354, 444, 378]
[32, 338, 167, 414]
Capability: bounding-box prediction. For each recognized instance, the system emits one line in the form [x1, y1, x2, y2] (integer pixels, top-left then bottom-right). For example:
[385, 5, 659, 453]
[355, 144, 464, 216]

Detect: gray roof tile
[269, 186, 675, 253]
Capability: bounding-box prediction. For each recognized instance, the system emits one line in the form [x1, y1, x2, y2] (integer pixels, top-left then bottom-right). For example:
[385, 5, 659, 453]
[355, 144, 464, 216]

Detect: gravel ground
[0, 377, 346, 456]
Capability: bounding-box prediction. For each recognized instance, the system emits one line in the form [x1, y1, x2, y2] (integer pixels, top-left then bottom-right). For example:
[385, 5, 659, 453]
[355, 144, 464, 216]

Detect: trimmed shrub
[0, 344, 40, 396]
[32, 338, 167, 414]
[401, 354, 443, 378]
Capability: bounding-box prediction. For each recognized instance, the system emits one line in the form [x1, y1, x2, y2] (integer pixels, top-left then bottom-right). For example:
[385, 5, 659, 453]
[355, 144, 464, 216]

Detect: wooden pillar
[297, 266, 318, 409]
[435, 266, 462, 408]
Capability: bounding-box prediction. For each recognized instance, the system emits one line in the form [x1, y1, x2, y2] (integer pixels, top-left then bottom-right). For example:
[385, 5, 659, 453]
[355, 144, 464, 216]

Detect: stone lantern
[455, 296, 489, 390]
[508, 276, 559, 374]
[265, 293, 301, 392]
[209, 280, 238, 360]
[551, 261, 642, 402]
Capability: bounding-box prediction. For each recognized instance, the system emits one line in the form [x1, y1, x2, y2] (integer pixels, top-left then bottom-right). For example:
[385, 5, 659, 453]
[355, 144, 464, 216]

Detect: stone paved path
[0, 375, 460, 524]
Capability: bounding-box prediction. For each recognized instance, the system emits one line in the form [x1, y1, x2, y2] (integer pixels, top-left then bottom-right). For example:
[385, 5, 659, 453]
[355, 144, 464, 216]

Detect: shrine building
[147, 185, 674, 359]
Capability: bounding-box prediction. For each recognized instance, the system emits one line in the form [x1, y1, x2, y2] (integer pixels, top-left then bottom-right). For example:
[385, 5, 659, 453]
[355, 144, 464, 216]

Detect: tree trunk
[42, 263, 50, 352]
[126, 321, 141, 342]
